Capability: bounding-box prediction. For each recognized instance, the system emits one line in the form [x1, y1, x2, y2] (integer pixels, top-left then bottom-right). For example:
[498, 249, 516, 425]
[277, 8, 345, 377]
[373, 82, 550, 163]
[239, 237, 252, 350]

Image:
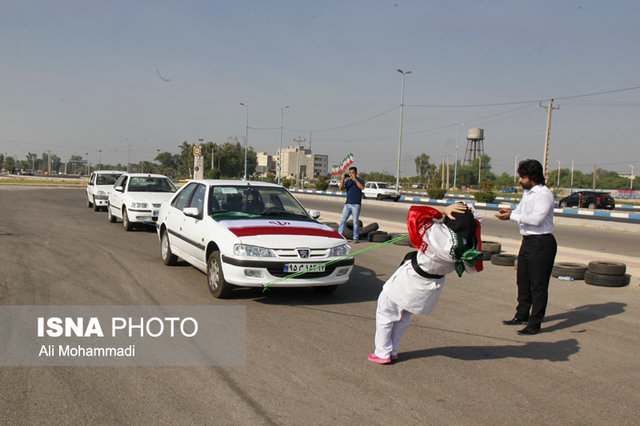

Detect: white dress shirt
[510, 184, 555, 235]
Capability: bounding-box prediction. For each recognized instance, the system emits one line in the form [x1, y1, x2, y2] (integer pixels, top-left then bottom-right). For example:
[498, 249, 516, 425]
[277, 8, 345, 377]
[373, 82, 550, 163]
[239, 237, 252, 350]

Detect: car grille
[272, 248, 330, 259]
[152, 203, 162, 208]
[267, 267, 336, 278]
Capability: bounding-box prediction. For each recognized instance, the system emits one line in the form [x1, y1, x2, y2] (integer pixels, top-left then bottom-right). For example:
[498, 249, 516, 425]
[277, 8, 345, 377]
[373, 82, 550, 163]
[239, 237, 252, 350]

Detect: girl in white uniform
[369, 203, 483, 364]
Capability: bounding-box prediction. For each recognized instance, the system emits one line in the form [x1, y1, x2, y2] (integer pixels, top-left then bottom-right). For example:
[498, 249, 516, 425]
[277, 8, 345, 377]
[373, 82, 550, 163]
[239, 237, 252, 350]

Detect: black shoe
[502, 317, 528, 325]
[518, 325, 541, 335]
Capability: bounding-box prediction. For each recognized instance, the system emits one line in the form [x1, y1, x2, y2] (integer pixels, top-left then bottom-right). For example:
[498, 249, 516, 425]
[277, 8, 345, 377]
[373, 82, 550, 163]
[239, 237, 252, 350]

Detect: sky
[1, 0, 639, 176]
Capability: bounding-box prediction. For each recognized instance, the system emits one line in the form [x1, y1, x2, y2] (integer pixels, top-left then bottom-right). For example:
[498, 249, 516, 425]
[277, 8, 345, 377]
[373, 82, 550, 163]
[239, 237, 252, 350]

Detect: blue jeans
[338, 203, 362, 240]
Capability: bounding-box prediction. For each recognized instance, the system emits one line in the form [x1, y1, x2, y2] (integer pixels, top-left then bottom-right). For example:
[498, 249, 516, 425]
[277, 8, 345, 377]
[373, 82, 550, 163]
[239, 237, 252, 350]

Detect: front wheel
[587, 202, 596, 210]
[93, 197, 100, 211]
[161, 230, 178, 266]
[393, 197, 400, 202]
[107, 203, 117, 223]
[87, 197, 93, 208]
[207, 251, 231, 298]
[122, 207, 134, 231]
[376, 194, 384, 200]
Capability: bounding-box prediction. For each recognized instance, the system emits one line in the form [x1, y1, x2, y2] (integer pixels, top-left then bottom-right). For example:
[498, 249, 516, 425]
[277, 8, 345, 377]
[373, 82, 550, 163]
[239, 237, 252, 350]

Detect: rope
[262, 234, 410, 292]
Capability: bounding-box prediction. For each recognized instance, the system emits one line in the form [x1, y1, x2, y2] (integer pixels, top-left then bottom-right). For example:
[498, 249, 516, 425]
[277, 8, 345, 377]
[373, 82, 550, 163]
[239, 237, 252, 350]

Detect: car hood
[215, 217, 345, 247]
[127, 192, 175, 203]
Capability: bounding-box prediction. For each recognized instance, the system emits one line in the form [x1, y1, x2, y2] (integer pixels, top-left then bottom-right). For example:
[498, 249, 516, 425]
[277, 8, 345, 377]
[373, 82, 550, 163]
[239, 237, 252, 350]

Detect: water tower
[463, 127, 484, 165]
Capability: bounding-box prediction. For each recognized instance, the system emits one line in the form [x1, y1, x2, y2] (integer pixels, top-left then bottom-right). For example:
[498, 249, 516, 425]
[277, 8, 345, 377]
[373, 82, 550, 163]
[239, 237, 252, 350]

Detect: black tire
[313, 285, 337, 294]
[360, 222, 379, 238]
[322, 221, 339, 230]
[122, 207, 134, 231]
[93, 197, 100, 212]
[207, 251, 232, 298]
[342, 227, 354, 239]
[87, 197, 92, 208]
[584, 271, 630, 287]
[491, 254, 517, 266]
[393, 197, 400, 202]
[588, 261, 626, 276]
[371, 232, 391, 242]
[482, 241, 501, 253]
[482, 252, 493, 261]
[160, 229, 178, 266]
[552, 262, 588, 280]
[367, 231, 382, 242]
[560, 201, 568, 208]
[391, 233, 412, 246]
[346, 220, 363, 230]
[376, 194, 384, 200]
[107, 203, 117, 223]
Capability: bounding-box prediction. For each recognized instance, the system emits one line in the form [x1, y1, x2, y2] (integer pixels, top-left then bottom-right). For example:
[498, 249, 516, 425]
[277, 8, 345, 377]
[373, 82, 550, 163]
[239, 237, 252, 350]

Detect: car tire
[322, 221, 339, 230]
[122, 207, 134, 231]
[588, 202, 596, 210]
[107, 203, 117, 223]
[584, 271, 630, 287]
[587, 261, 626, 276]
[359, 222, 379, 238]
[313, 285, 337, 294]
[161, 230, 178, 266]
[491, 254, 517, 266]
[552, 262, 588, 280]
[376, 194, 384, 200]
[93, 197, 100, 212]
[346, 220, 363, 230]
[207, 250, 232, 298]
[342, 227, 354, 239]
[390, 233, 412, 246]
[560, 201, 568, 208]
[370, 232, 391, 242]
[393, 197, 400, 202]
[87, 198, 93, 208]
[482, 241, 501, 253]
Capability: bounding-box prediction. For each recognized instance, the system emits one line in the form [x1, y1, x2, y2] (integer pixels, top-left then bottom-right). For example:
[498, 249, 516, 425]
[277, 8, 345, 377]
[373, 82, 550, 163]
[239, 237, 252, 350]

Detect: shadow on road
[542, 302, 626, 332]
[401, 339, 580, 363]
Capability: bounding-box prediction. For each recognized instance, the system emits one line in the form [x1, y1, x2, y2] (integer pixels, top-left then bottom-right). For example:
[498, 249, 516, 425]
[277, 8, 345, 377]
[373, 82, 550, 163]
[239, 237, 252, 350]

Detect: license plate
[284, 263, 325, 273]
[152, 210, 159, 216]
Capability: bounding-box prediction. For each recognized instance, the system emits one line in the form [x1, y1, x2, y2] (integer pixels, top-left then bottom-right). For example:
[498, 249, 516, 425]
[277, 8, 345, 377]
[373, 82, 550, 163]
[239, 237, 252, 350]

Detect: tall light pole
[630, 164, 635, 190]
[453, 122, 463, 189]
[278, 105, 290, 185]
[240, 103, 249, 180]
[556, 160, 561, 195]
[395, 69, 411, 192]
[513, 154, 519, 189]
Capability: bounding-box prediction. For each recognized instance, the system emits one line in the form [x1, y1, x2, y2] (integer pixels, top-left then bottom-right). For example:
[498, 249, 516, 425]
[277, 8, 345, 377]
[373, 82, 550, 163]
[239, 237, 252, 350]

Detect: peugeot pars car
[86, 170, 126, 211]
[362, 181, 401, 201]
[107, 173, 177, 230]
[156, 180, 354, 298]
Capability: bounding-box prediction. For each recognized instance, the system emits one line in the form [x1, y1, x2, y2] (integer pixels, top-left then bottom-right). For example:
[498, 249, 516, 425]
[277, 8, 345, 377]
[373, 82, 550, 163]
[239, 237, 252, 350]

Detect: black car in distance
[558, 191, 615, 210]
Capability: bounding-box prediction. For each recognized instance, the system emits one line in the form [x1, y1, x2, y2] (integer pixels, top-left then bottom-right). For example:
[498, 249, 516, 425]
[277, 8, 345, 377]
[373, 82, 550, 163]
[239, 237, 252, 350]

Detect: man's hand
[495, 208, 512, 221]
[443, 202, 467, 220]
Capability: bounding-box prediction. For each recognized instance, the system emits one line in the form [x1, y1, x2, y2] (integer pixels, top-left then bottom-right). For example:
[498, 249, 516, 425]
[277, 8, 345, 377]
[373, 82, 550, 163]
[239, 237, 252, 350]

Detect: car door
[109, 175, 128, 219]
[164, 182, 199, 257]
[180, 183, 208, 266]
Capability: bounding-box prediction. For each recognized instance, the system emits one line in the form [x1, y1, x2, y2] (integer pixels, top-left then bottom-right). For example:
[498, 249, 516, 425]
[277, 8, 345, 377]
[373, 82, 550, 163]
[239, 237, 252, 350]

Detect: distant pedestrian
[495, 159, 557, 335]
[368, 203, 483, 364]
[338, 167, 365, 242]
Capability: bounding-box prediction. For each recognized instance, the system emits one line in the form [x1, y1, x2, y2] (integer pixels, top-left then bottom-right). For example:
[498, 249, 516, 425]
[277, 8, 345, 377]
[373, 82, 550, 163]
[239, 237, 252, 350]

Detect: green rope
[262, 234, 410, 292]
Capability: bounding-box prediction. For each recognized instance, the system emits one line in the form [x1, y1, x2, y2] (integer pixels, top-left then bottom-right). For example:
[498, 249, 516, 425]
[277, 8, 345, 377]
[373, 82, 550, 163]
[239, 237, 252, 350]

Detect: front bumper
[220, 255, 354, 287]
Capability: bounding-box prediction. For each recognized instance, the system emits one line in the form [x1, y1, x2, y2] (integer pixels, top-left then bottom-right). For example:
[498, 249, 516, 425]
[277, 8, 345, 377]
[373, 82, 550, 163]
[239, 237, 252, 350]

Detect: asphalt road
[1, 186, 639, 424]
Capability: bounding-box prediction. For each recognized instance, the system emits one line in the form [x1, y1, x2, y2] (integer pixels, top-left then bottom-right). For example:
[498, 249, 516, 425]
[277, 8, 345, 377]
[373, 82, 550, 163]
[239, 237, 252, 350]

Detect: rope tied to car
[262, 234, 410, 292]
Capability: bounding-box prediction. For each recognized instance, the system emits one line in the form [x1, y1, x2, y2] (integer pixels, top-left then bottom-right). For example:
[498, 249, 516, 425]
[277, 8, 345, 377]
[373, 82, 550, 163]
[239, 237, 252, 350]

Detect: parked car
[156, 180, 354, 298]
[86, 170, 126, 211]
[107, 173, 177, 230]
[362, 181, 401, 201]
[558, 191, 615, 210]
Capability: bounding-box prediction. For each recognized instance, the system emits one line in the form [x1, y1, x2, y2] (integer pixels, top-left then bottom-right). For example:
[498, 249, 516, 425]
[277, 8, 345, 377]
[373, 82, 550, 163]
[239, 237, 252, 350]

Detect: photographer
[337, 167, 365, 242]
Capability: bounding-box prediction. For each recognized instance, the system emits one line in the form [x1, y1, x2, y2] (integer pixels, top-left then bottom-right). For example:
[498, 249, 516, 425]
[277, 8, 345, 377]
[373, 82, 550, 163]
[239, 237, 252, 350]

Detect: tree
[414, 153, 436, 185]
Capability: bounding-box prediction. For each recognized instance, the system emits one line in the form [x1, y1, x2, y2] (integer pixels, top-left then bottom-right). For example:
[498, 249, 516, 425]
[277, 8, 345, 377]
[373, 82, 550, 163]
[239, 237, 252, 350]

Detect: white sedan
[157, 180, 353, 298]
[86, 170, 126, 211]
[107, 173, 177, 230]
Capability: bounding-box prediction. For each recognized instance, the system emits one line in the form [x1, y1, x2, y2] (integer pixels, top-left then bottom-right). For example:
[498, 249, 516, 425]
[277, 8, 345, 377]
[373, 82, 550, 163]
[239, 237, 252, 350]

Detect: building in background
[276, 146, 328, 182]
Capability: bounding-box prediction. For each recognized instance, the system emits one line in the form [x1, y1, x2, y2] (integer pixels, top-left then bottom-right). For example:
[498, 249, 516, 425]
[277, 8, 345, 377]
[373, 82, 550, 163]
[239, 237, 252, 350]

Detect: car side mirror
[183, 207, 201, 218]
[309, 209, 321, 219]
[115, 186, 124, 192]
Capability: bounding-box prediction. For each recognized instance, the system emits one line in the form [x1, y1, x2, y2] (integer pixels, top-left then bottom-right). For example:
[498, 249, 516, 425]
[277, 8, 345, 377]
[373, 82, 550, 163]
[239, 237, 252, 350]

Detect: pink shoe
[390, 355, 399, 361]
[368, 353, 391, 364]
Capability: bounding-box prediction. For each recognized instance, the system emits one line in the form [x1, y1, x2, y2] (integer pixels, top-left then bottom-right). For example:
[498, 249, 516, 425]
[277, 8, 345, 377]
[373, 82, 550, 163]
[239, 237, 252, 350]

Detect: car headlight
[234, 244, 276, 258]
[329, 243, 350, 257]
[96, 190, 106, 196]
[130, 202, 148, 209]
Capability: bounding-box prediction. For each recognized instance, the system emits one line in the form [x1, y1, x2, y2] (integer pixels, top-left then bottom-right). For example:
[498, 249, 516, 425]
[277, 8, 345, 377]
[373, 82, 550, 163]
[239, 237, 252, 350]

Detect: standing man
[495, 159, 556, 335]
[338, 167, 365, 242]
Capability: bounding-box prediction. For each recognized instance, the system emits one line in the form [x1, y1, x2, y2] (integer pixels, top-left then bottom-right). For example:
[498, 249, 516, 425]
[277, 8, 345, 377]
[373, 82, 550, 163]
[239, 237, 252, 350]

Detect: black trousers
[515, 234, 557, 326]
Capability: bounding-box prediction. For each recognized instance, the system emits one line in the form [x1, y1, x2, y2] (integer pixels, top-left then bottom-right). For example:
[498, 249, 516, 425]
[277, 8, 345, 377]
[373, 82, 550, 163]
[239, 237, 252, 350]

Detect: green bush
[315, 180, 329, 191]
[427, 188, 446, 199]
[473, 190, 496, 203]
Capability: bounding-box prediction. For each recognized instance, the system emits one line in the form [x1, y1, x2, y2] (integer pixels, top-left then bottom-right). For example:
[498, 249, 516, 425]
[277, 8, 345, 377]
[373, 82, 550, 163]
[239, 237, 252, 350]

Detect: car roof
[183, 179, 283, 188]
[93, 170, 126, 174]
[122, 173, 171, 178]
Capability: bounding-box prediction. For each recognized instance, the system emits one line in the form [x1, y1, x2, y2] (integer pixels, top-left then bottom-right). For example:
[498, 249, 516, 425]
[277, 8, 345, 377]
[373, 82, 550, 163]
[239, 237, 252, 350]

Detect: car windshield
[209, 185, 309, 219]
[377, 183, 390, 189]
[128, 177, 176, 192]
[96, 174, 121, 185]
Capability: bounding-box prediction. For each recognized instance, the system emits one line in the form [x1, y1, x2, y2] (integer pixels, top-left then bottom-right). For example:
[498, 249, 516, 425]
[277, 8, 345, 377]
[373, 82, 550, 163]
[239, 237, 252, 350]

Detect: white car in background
[362, 181, 401, 201]
[107, 173, 177, 230]
[86, 170, 126, 211]
[156, 180, 353, 298]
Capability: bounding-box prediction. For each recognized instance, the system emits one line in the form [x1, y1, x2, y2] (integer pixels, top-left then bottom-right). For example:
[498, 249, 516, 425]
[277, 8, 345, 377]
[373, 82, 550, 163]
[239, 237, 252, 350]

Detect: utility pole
[541, 99, 559, 179]
[593, 164, 597, 189]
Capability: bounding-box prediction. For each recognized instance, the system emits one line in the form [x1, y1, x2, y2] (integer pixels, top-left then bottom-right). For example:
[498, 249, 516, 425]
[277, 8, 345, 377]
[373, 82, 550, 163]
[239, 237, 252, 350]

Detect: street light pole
[240, 103, 249, 180]
[278, 105, 290, 185]
[630, 164, 634, 190]
[453, 122, 463, 189]
[395, 69, 411, 192]
[556, 160, 561, 195]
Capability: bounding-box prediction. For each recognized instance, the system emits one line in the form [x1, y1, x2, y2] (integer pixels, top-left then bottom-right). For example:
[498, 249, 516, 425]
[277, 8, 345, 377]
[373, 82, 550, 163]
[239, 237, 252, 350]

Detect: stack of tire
[584, 261, 630, 287]
[552, 262, 587, 280]
[481, 241, 501, 261]
[324, 220, 388, 242]
[491, 253, 518, 266]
